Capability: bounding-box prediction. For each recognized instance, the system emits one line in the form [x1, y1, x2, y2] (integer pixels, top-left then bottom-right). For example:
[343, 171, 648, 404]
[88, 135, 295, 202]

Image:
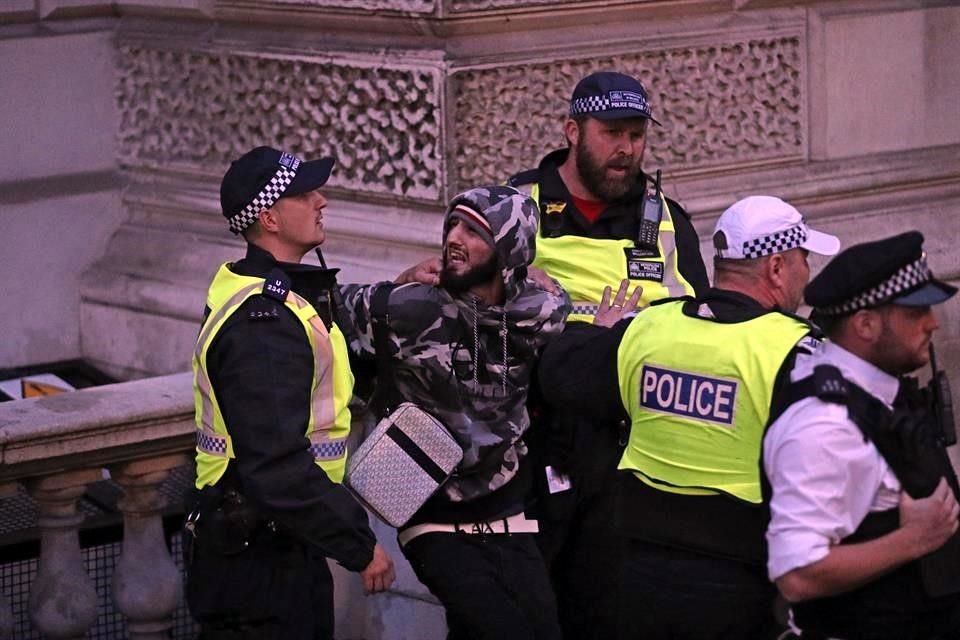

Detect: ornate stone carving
[451, 36, 803, 189]
[259, 0, 436, 11]
[448, 0, 578, 12]
[117, 46, 444, 201]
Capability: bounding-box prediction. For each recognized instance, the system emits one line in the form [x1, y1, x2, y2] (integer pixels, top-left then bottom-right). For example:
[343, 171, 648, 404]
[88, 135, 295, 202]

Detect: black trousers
[186, 532, 334, 640]
[794, 579, 960, 640]
[534, 421, 623, 640]
[402, 532, 561, 640]
[617, 540, 780, 640]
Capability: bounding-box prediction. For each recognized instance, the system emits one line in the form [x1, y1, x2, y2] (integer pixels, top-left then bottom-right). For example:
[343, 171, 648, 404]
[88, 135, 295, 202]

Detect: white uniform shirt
[764, 341, 902, 581]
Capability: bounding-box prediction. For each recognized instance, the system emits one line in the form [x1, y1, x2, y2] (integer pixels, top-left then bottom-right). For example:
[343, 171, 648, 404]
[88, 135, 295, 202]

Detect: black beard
[575, 143, 640, 202]
[440, 252, 499, 295]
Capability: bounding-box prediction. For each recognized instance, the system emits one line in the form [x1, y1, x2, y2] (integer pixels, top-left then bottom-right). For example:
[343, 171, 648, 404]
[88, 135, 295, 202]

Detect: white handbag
[346, 402, 463, 527]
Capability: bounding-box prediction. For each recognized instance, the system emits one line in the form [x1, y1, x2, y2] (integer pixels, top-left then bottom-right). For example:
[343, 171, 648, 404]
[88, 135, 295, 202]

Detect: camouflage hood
[442, 185, 537, 300]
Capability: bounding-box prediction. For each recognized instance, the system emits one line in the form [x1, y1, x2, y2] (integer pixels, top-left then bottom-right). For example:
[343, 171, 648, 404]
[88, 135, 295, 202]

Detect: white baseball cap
[713, 196, 840, 260]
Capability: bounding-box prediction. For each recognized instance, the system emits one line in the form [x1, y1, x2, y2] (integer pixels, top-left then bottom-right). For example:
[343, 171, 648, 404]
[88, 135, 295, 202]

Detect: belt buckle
[184, 510, 200, 538]
[455, 520, 498, 535]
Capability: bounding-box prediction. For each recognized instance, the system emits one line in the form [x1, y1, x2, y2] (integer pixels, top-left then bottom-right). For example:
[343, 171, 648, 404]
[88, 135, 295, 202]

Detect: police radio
[928, 344, 956, 447]
[637, 169, 664, 250]
[314, 248, 357, 341]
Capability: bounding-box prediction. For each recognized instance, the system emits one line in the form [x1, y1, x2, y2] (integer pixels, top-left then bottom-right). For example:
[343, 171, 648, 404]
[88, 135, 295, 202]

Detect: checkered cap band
[741, 223, 807, 259]
[197, 431, 228, 456]
[818, 256, 932, 315]
[309, 440, 347, 460]
[570, 94, 652, 118]
[228, 165, 297, 234]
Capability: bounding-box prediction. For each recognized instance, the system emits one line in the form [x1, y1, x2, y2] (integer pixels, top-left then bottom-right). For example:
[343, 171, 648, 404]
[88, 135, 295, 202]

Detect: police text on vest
[639, 365, 738, 426]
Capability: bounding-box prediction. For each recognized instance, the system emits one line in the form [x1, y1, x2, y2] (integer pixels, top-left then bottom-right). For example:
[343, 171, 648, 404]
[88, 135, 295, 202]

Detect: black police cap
[569, 71, 661, 125]
[220, 146, 334, 235]
[805, 231, 957, 315]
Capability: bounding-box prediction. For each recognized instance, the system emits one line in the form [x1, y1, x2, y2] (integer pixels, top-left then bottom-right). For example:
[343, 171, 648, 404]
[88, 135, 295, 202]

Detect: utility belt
[184, 484, 284, 557]
[615, 471, 768, 566]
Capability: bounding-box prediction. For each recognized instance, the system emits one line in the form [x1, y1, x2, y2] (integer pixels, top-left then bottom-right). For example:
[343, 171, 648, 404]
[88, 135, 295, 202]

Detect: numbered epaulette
[262, 268, 291, 302]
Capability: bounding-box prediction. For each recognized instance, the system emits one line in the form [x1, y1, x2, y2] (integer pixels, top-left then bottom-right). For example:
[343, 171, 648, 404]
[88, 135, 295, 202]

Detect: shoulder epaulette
[797, 334, 823, 354]
[811, 365, 848, 403]
[262, 268, 291, 302]
[507, 168, 538, 187]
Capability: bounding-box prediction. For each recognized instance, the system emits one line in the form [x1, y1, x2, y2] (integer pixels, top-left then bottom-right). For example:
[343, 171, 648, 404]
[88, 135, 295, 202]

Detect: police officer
[187, 146, 395, 639]
[764, 231, 960, 640]
[537, 195, 839, 639]
[505, 70, 709, 640]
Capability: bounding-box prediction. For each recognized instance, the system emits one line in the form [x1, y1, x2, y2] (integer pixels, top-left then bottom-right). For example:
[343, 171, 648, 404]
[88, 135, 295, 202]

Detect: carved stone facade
[451, 34, 804, 189]
[117, 45, 444, 202]
[259, 0, 436, 11]
[116, 32, 803, 205]
[447, 0, 580, 11]
[224, 0, 588, 14]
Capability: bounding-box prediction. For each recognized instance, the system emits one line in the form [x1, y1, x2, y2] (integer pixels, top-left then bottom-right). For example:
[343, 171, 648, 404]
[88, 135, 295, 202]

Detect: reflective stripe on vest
[192, 263, 354, 489]
[616, 301, 809, 504]
[527, 183, 695, 324]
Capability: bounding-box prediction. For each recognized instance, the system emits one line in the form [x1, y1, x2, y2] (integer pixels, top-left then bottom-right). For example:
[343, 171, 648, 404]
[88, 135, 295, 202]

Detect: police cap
[220, 146, 335, 235]
[805, 231, 957, 315]
[569, 71, 661, 125]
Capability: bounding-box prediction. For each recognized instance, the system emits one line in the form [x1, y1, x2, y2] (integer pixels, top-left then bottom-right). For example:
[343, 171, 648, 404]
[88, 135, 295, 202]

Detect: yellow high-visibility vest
[526, 183, 696, 323]
[617, 300, 810, 504]
[192, 264, 354, 489]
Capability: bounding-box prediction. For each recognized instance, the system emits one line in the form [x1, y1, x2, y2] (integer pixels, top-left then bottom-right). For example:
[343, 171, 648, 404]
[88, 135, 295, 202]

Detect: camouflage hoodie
[341, 186, 570, 506]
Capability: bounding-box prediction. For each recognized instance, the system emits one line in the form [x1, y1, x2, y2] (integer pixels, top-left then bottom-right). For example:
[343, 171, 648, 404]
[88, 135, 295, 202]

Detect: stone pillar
[110, 455, 189, 640]
[26, 470, 101, 640]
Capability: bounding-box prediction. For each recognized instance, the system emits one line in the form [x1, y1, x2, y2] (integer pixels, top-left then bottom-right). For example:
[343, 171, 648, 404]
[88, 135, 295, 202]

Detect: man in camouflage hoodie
[341, 185, 570, 640]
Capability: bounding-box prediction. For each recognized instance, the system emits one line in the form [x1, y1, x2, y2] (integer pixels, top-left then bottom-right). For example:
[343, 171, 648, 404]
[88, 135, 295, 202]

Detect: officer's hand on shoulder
[360, 543, 396, 594]
[527, 265, 558, 294]
[395, 257, 442, 286]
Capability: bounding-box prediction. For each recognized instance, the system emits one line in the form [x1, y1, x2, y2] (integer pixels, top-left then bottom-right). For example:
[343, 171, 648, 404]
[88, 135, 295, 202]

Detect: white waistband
[397, 513, 539, 547]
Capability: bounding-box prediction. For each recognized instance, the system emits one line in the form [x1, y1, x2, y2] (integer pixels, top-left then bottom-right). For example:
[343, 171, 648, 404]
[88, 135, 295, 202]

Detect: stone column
[26, 470, 101, 640]
[110, 454, 189, 640]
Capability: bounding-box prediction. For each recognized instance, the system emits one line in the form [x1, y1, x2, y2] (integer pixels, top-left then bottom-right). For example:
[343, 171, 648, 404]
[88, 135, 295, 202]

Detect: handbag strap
[370, 284, 400, 416]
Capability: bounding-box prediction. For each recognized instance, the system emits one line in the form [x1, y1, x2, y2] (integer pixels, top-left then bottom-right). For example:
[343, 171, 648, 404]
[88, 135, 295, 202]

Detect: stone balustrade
[0, 373, 194, 639]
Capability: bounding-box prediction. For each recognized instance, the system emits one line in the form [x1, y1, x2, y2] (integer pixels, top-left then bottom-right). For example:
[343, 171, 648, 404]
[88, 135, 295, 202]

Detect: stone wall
[0, 26, 123, 369]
